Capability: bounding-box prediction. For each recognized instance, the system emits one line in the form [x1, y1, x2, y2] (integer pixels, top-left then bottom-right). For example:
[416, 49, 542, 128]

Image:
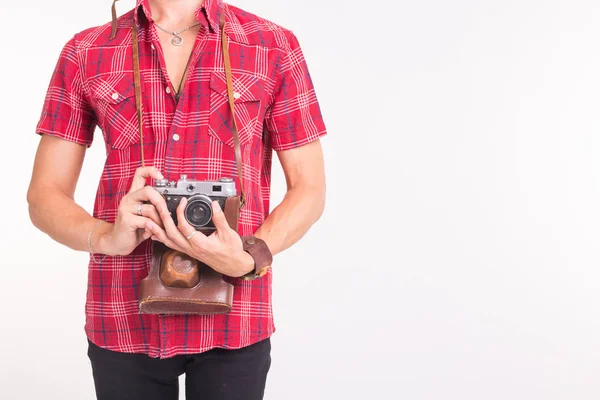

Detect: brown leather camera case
[138, 196, 241, 315]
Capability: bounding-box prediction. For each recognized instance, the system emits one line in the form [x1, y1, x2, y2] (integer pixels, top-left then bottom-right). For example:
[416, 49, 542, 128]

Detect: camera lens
[184, 195, 213, 229]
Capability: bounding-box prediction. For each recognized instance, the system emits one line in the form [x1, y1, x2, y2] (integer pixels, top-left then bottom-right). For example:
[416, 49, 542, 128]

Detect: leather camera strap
[110, 0, 120, 40]
[131, 21, 145, 167]
[128, 8, 246, 207]
[219, 11, 246, 207]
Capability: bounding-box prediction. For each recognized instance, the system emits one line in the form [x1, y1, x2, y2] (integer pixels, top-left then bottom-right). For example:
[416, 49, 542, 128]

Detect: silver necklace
[153, 21, 201, 46]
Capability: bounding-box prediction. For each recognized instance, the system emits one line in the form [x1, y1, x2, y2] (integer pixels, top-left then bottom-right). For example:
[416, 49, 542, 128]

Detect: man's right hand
[96, 166, 168, 256]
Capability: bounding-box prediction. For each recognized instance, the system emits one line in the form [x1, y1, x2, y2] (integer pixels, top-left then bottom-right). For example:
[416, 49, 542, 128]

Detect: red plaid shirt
[36, 0, 327, 358]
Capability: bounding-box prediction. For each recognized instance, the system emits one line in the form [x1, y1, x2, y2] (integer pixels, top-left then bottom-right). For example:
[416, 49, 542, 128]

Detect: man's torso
[36, 0, 327, 358]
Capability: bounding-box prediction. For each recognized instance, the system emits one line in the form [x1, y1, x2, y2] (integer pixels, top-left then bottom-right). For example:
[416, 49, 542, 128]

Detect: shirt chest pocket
[208, 71, 266, 147]
[89, 74, 141, 150]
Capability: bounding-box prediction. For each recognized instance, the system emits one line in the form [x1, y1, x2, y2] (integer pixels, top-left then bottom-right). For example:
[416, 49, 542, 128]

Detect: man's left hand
[145, 198, 254, 278]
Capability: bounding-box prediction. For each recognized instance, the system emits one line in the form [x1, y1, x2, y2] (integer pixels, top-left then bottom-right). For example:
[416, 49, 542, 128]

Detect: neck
[148, 0, 205, 25]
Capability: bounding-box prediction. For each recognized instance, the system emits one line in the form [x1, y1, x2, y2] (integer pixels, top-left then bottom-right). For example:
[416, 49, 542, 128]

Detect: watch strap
[240, 236, 272, 280]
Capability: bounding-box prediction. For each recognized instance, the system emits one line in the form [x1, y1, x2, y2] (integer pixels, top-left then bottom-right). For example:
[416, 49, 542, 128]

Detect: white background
[1, 0, 599, 399]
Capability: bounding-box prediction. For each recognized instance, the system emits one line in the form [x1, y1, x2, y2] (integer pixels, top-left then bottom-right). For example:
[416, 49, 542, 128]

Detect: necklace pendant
[171, 35, 184, 46]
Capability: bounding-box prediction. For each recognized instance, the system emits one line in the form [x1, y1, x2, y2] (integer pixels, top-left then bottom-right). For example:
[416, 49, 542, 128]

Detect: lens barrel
[184, 194, 213, 229]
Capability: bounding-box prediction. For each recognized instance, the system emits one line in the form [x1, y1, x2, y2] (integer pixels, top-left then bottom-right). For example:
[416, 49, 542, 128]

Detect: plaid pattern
[36, 0, 327, 359]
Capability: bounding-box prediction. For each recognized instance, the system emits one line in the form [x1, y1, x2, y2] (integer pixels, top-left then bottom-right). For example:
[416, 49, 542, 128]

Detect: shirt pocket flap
[209, 71, 265, 103]
[89, 74, 136, 104]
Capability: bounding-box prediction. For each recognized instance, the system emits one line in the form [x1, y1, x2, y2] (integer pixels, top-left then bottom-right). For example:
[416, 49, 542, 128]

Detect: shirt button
[166, 86, 171, 94]
[233, 92, 241, 100]
[173, 134, 180, 141]
[151, 44, 155, 50]
[111, 93, 119, 100]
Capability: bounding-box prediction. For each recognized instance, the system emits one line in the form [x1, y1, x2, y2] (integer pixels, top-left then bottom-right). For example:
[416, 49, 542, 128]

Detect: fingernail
[157, 172, 164, 179]
[147, 222, 154, 230]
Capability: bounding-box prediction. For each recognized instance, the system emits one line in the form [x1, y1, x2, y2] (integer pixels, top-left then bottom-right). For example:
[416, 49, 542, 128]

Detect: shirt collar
[134, 0, 222, 33]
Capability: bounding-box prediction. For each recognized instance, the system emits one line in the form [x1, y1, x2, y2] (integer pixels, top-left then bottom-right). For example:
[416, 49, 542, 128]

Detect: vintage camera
[151, 175, 237, 234]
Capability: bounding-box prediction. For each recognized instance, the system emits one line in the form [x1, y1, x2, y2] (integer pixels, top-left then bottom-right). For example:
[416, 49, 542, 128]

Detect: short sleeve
[264, 31, 327, 152]
[35, 35, 96, 147]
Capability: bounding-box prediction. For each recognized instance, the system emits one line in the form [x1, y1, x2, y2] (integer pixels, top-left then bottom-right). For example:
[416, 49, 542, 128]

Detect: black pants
[87, 338, 271, 400]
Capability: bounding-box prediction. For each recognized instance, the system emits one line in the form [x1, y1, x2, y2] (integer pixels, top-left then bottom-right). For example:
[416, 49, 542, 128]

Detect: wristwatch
[240, 236, 272, 280]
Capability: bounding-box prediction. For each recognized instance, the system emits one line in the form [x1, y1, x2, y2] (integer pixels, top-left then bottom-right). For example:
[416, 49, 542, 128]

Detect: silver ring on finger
[136, 204, 143, 216]
[186, 230, 197, 240]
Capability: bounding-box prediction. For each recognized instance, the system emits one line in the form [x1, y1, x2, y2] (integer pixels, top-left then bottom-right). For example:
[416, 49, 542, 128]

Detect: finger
[126, 214, 152, 230]
[153, 201, 191, 251]
[141, 229, 153, 241]
[210, 200, 231, 234]
[128, 186, 167, 210]
[146, 220, 181, 250]
[138, 203, 164, 228]
[127, 166, 164, 194]
[176, 198, 209, 247]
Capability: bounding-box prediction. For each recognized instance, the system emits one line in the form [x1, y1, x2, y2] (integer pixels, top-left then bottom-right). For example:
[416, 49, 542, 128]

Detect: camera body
[151, 175, 237, 234]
